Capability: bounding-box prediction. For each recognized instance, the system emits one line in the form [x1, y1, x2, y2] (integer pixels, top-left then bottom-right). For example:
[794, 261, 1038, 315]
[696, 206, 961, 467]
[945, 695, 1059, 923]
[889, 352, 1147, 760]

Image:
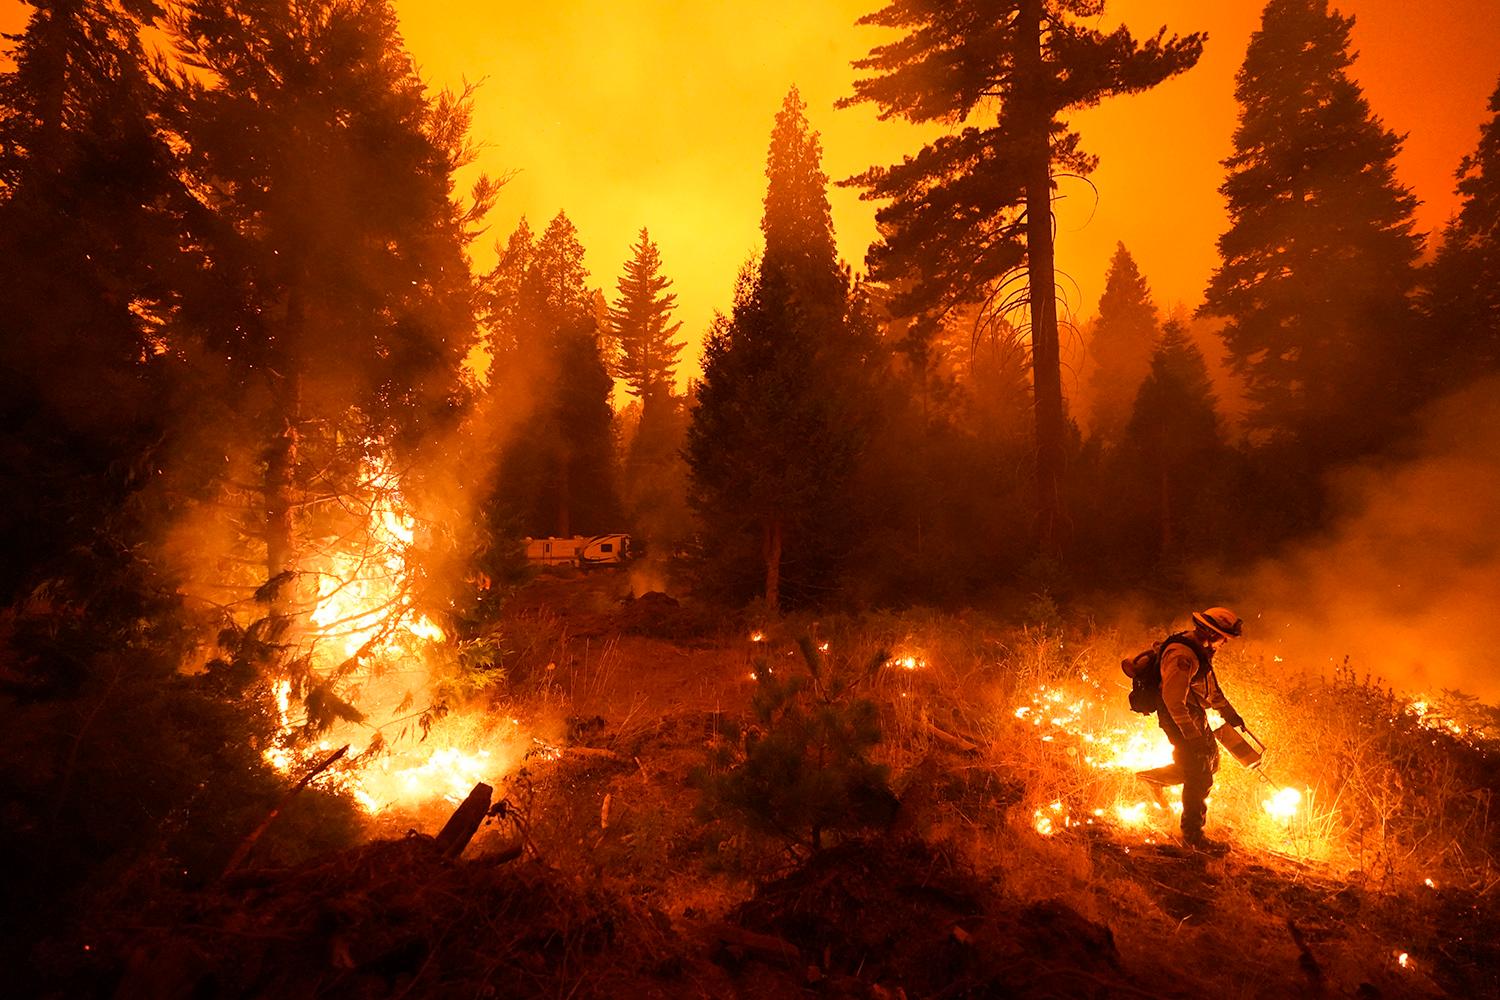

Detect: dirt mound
[65, 836, 683, 1000]
[725, 837, 1146, 998]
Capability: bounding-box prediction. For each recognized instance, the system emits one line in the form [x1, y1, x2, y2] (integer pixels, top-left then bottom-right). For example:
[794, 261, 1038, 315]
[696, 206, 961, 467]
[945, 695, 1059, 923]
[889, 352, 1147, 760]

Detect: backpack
[1121, 632, 1201, 715]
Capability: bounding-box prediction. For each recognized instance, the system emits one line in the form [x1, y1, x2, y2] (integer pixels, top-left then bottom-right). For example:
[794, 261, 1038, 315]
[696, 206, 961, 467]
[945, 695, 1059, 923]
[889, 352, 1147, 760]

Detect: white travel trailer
[524, 533, 633, 568]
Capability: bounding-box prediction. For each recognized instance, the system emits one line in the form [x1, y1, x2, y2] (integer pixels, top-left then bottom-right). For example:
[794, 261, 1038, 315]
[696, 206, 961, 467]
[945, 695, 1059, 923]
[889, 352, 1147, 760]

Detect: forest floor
[48, 570, 1500, 999]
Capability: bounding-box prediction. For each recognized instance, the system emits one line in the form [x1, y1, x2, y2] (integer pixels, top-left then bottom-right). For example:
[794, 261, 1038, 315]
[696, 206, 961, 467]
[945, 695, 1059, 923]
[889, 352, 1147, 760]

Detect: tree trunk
[1018, 0, 1067, 562]
[434, 781, 493, 859]
[763, 516, 783, 612]
[35, 1, 82, 175]
[1159, 461, 1174, 555]
[264, 361, 302, 617]
[556, 447, 571, 538]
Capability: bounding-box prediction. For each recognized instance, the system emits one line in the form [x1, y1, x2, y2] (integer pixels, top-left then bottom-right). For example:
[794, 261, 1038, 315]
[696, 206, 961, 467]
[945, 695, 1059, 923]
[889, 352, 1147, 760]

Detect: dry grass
[325, 592, 1499, 996]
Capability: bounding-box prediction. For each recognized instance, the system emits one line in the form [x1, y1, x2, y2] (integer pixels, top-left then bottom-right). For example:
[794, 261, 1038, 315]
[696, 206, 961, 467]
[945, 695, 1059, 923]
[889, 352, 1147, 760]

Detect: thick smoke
[1233, 376, 1500, 702]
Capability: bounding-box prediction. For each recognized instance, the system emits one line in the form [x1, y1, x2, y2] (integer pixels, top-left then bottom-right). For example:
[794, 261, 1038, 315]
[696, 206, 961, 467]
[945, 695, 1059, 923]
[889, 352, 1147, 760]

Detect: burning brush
[255, 450, 529, 818]
[1010, 672, 1312, 851]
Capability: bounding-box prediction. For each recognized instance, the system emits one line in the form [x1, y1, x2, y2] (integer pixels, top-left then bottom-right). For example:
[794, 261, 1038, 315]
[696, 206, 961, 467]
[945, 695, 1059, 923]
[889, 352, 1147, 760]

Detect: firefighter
[1158, 606, 1245, 852]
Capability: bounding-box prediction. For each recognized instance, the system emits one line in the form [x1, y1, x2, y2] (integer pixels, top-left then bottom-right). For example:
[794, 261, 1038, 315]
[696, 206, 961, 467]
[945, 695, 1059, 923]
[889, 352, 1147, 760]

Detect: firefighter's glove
[1184, 735, 1217, 759]
[1222, 709, 1245, 731]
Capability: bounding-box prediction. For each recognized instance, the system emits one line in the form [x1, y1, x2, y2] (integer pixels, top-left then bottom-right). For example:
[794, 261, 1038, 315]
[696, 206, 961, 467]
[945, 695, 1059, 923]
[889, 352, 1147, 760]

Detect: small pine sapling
[697, 637, 898, 851]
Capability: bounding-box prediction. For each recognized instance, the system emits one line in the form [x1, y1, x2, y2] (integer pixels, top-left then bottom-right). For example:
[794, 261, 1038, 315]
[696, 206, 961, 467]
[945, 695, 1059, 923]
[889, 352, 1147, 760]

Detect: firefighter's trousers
[1173, 742, 1221, 837]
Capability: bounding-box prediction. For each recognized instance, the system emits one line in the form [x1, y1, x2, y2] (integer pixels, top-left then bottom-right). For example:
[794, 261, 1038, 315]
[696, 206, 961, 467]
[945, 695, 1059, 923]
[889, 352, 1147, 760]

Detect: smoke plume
[1233, 376, 1500, 702]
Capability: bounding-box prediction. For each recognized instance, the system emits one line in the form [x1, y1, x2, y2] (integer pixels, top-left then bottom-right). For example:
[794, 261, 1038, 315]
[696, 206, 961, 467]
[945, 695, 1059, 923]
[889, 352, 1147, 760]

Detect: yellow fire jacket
[1159, 640, 1237, 743]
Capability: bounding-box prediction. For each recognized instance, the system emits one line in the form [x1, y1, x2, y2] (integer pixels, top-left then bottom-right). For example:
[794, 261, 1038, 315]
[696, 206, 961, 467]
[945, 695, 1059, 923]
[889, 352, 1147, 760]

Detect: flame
[1010, 675, 1324, 855]
[352, 746, 498, 813]
[1405, 695, 1484, 741]
[891, 652, 926, 671]
[305, 458, 445, 666]
[1262, 786, 1302, 822]
[260, 449, 523, 816]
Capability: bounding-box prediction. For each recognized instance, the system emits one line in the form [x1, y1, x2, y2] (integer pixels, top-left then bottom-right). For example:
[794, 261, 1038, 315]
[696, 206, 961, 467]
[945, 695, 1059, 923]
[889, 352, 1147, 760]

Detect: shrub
[696, 637, 898, 851]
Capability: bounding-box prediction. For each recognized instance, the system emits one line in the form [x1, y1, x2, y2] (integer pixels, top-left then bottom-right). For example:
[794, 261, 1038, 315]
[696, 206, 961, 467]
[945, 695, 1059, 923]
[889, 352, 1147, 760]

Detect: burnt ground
[37, 571, 1500, 999]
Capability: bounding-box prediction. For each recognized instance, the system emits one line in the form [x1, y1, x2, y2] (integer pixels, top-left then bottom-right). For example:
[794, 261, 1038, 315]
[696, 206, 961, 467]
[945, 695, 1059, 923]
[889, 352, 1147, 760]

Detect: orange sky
[385, 0, 1500, 381]
[4, 1, 1498, 382]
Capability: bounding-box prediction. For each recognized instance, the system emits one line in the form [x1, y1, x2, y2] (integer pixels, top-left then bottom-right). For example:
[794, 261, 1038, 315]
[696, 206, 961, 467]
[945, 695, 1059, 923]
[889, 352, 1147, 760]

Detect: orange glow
[3, 5, 1493, 379]
[260, 450, 525, 816]
[1262, 786, 1303, 822]
[386, 0, 1500, 383]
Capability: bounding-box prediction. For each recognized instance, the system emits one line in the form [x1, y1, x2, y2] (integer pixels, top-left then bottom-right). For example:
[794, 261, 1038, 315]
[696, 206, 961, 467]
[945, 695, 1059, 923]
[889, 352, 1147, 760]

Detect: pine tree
[687, 89, 868, 611]
[606, 230, 691, 556]
[1424, 74, 1500, 388]
[1121, 320, 1226, 561]
[165, 0, 482, 437]
[158, 0, 488, 683]
[485, 212, 621, 538]
[0, 0, 186, 597]
[840, 0, 1203, 558]
[1085, 243, 1159, 447]
[1200, 0, 1421, 458]
[696, 639, 895, 851]
[482, 217, 536, 358]
[609, 227, 685, 402]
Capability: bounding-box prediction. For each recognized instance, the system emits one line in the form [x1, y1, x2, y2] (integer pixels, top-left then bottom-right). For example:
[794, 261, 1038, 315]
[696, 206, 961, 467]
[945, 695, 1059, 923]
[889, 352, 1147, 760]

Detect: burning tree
[154, 0, 507, 808]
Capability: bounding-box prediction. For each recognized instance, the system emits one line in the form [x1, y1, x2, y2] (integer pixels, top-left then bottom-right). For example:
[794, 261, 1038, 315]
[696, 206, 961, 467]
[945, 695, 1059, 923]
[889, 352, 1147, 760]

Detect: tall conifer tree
[609, 227, 685, 403]
[687, 89, 865, 610]
[160, 0, 487, 661]
[486, 212, 620, 538]
[1121, 320, 1225, 560]
[0, 1, 186, 595]
[841, 0, 1203, 558]
[1201, 0, 1421, 457]
[1084, 243, 1159, 447]
[609, 228, 689, 551]
[1424, 75, 1500, 387]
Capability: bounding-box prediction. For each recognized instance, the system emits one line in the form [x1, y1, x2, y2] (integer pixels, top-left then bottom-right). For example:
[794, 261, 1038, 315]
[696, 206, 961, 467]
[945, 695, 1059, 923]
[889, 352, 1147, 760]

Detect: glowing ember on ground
[749, 631, 766, 643]
[1398, 952, 1411, 969]
[891, 653, 926, 671]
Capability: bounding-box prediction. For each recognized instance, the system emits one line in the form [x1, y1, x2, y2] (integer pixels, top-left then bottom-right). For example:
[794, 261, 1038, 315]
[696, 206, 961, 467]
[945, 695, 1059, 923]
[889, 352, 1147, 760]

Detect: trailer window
[600, 543, 613, 552]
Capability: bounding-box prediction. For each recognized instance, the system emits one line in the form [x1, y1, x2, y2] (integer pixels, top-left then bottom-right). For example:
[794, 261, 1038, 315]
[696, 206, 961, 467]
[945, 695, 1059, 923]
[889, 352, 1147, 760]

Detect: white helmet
[1192, 606, 1243, 640]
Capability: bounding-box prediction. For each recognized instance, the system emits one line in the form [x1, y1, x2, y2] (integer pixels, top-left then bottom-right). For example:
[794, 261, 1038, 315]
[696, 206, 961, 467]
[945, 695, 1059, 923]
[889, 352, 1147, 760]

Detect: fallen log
[706, 922, 801, 967]
[221, 744, 349, 879]
[925, 721, 980, 755]
[565, 745, 631, 765]
[435, 781, 492, 859]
